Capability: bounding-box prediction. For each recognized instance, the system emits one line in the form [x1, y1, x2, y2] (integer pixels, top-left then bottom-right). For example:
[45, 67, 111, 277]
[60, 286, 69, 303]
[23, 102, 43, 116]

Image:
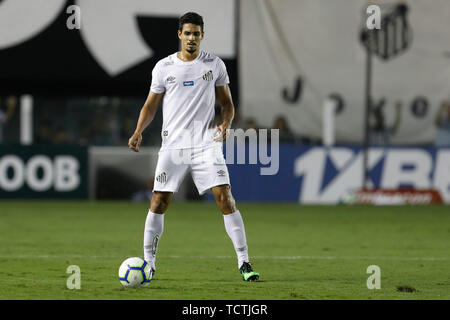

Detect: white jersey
[150, 50, 230, 150]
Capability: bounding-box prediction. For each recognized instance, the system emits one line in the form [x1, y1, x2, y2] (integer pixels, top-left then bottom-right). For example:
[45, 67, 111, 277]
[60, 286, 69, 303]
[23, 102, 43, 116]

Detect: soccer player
[128, 12, 259, 281]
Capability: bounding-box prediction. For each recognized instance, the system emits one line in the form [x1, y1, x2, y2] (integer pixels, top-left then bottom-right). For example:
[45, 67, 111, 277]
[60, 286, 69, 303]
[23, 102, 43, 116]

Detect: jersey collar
[174, 50, 203, 65]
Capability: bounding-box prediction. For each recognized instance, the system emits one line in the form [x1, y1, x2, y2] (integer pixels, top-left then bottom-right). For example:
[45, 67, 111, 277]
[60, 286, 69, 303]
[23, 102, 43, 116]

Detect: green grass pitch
[0, 201, 449, 300]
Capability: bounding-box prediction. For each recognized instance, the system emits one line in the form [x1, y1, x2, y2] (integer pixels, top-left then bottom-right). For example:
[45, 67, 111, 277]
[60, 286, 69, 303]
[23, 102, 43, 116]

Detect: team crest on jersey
[202, 70, 213, 81]
[156, 172, 167, 184]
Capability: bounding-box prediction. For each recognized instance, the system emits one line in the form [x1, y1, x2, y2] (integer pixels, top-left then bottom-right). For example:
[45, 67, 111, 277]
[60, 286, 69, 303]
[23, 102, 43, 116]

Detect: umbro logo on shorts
[217, 170, 226, 177]
[203, 70, 213, 81]
[156, 172, 167, 183]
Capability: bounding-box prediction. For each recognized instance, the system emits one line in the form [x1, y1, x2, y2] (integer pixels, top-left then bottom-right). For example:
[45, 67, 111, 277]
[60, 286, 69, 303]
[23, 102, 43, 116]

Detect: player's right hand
[128, 132, 142, 152]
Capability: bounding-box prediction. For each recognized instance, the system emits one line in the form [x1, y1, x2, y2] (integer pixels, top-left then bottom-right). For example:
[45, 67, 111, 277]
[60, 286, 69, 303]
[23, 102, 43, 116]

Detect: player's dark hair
[178, 12, 204, 32]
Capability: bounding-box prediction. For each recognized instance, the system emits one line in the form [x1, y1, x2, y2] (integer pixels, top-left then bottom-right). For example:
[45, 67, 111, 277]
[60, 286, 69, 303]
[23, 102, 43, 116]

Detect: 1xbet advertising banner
[0, 145, 88, 199]
[224, 145, 450, 204]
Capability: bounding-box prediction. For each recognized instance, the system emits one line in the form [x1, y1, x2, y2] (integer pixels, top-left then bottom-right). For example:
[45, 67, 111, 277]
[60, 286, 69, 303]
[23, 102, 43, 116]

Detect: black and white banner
[0, 0, 237, 96]
[239, 0, 450, 144]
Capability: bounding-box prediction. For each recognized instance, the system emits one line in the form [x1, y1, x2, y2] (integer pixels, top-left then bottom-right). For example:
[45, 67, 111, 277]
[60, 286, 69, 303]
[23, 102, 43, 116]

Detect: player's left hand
[214, 122, 231, 142]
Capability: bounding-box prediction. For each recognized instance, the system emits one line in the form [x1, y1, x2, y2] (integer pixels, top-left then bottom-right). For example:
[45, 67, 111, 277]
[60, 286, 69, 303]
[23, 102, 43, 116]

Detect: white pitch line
[0, 254, 448, 262]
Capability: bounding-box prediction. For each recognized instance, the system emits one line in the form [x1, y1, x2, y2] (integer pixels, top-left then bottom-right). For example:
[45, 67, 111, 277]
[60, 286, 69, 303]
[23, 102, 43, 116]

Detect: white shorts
[153, 145, 231, 195]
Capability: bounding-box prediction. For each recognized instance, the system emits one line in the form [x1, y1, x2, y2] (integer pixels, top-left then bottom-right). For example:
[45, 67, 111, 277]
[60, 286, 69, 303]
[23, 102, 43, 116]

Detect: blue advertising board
[212, 145, 450, 203]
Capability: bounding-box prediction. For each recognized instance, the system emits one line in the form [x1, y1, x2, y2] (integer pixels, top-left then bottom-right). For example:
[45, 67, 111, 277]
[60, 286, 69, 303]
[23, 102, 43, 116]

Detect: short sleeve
[150, 62, 166, 94]
[215, 58, 230, 87]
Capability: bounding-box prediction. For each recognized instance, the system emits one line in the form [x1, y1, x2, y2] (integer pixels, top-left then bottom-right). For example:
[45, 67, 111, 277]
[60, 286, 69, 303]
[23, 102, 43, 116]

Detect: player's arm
[128, 90, 164, 152]
[214, 84, 235, 142]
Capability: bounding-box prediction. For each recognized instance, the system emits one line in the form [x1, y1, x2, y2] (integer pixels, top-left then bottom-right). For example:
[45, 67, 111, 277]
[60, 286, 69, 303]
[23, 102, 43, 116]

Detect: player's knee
[150, 192, 172, 213]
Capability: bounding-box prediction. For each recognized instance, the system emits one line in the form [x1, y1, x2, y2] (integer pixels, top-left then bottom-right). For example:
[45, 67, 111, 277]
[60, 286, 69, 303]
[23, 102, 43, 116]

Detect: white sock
[223, 210, 249, 269]
[143, 210, 164, 270]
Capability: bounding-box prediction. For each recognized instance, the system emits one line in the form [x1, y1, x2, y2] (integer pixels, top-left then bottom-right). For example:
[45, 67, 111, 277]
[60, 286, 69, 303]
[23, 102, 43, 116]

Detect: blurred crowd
[214, 104, 318, 145]
[0, 95, 449, 147]
[0, 96, 17, 143]
[33, 96, 160, 147]
[435, 100, 450, 147]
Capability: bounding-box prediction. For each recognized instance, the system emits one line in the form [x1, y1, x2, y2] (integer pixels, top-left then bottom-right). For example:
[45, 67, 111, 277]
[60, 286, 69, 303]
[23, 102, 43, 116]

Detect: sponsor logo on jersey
[217, 170, 226, 177]
[183, 81, 194, 86]
[202, 70, 213, 81]
[166, 76, 176, 83]
[156, 172, 167, 183]
[204, 58, 214, 62]
[163, 130, 168, 136]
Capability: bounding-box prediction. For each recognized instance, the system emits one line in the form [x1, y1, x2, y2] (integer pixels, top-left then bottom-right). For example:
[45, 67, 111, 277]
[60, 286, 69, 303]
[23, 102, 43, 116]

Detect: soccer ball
[118, 257, 152, 288]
